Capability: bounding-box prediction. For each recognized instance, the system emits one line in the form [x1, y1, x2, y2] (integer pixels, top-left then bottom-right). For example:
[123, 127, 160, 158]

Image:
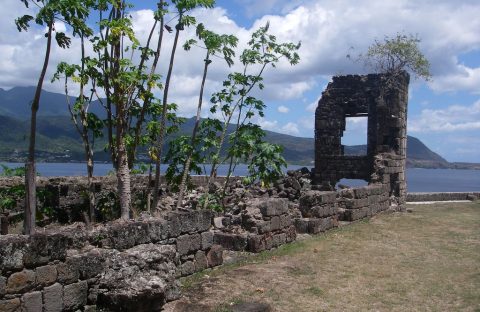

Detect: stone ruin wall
[0, 171, 403, 311]
[314, 72, 410, 213]
[0, 72, 415, 311]
[1, 210, 223, 312]
[0, 175, 229, 224]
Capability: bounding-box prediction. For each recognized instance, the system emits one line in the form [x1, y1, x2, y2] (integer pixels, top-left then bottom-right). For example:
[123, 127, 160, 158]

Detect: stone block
[258, 198, 288, 217]
[279, 214, 292, 228]
[272, 233, 286, 247]
[299, 191, 336, 213]
[56, 261, 79, 285]
[148, 219, 169, 242]
[194, 251, 208, 271]
[43, 283, 63, 312]
[206, 245, 223, 268]
[309, 205, 336, 218]
[167, 210, 212, 236]
[295, 218, 333, 234]
[194, 210, 214, 233]
[35, 265, 57, 287]
[353, 187, 369, 199]
[213, 232, 247, 251]
[0, 276, 5, 297]
[256, 220, 271, 234]
[178, 261, 196, 277]
[176, 233, 202, 256]
[63, 280, 87, 311]
[0, 298, 21, 312]
[0, 235, 26, 273]
[344, 198, 368, 209]
[22, 291, 42, 312]
[201, 231, 213, 250]
[294, 219, 309, 234]
[270, 216, 281, 231]
[6, 269, 35, 294]
[343, 207, 369, 221]
[23, 233, 70, 267]
[136, 222, 153, 245]
[247, 235, 266, 253]
[97, 223, 136, 250]
[74, 250, 106, 280]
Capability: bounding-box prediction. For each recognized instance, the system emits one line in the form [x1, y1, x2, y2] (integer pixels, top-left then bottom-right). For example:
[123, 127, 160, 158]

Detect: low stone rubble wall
[0, 210, 223, 312]
[0, 175, 230, 223]
[295, 191, 338, 234]
[337, 184, 390, 221]
[406, 192, 480, 202]
[213, 198, 297, 253]
[0, 170, 430, 311]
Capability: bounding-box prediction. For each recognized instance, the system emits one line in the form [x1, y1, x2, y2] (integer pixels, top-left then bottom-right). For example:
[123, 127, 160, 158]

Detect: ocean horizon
[1, 162, 479, 193]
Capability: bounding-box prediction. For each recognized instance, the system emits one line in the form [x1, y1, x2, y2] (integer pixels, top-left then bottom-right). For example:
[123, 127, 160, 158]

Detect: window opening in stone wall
[341, 117, 367, 155]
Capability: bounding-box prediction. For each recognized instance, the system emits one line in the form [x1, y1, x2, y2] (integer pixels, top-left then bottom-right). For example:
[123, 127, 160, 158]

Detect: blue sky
[1, 0, 479, 162]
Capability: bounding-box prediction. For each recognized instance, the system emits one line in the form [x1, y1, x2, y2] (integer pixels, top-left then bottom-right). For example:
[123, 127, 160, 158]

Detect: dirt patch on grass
[164, 202, 480, 311]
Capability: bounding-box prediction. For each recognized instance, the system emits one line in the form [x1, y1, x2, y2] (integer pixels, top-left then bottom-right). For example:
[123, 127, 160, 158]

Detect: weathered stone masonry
[0, 210, 223, 312]
[0, 72, 417, 311]
[314, 72, 410, 214]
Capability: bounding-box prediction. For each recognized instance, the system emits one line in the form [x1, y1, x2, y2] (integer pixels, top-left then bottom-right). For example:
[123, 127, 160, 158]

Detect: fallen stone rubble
[1, 168, 410, 311]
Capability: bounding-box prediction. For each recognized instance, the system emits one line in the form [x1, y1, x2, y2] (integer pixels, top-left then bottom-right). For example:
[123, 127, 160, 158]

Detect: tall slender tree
[174, 24, 237, 209]
[15, 0, 91, 234]
[201, 22, 301, 209]
[152, 0, 215, 209]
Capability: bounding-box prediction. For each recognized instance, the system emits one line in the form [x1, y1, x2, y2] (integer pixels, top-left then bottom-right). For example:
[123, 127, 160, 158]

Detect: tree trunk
[117, 138, 131, 220]
[177, 53, 210, 209]
[153, 20, 182, 209]
[86, 146, 96, 222]
[112, 3, 131, 219]
[24, 23, 53, 235]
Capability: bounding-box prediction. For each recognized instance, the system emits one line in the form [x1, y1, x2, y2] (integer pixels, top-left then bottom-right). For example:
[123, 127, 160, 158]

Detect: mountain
[0, 86, 104, 120]
[0, 87, 477, 169]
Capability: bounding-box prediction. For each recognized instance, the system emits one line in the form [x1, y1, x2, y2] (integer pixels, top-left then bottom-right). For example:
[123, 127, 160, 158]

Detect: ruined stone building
[313, 72, 410, 209]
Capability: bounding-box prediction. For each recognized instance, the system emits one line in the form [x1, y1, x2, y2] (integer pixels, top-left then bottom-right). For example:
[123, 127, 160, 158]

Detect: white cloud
[276, 81, 314, 99]
[429, 65, 480, 94]
[2, 1, 480, 119]
[306, 99, 319, 112]
[281, 122, 300, 135]
[277, 105, 289, 113]
[257, 118, 278, 130]
[409, 100, 480, 132]
[256, 118, 300, 136]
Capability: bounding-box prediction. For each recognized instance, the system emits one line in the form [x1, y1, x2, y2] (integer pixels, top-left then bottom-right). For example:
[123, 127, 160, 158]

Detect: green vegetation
[16, 0, 92, 233]
[351, 32, 431, 81]
[9, 0, 301, 225]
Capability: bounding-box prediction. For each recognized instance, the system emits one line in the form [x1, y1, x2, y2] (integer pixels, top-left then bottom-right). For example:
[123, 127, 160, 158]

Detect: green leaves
[246, 142, 287, 187]
[173, 0, 215, 11]
[242, 22, 301, 67]
[15, 15, 33, 32]
[55, 32, 71, 49]
[0, 185, 25, 213]
[359, 33, 431, 80]
[0, 165, 26, 177]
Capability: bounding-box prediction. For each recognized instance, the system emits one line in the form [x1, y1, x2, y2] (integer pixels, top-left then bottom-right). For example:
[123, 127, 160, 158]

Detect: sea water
[1, 163, 479, 193]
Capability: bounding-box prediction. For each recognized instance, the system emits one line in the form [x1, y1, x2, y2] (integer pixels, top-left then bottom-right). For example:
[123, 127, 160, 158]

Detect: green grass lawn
[166, 201, 480, 312]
